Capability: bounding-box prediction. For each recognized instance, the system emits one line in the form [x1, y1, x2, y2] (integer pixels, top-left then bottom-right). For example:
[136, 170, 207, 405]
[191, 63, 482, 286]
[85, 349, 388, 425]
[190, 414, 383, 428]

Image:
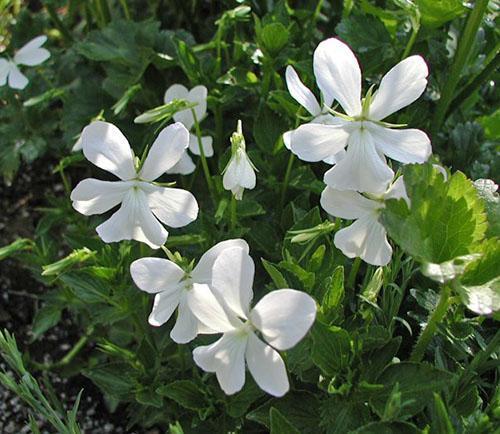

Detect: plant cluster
[0, 1, 498, 433]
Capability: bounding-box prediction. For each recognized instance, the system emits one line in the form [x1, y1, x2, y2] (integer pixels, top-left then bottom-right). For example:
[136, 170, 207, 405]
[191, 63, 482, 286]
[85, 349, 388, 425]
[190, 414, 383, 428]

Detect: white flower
[130, 239, 249, 343]
[188, 246, 317, 397]
[0, 36, 50, 90]
[287, 37, 431, 194]
[70, 121, 198, 248]
[320, 177, 409, 266]
[164, 84, 213, 175]
[223, 120, 256, 200]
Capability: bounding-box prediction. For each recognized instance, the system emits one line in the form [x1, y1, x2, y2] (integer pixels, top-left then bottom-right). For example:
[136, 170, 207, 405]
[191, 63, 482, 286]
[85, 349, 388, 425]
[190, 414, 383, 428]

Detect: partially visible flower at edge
[164, 84, 213, 175]
[70, 121, 198, 248]
[130, 239, 249, 343]
[0, 35, 50, 90]
[223, 120, 256, 200]
[320, 176, 409, 266]
[188, 246, 317, 397]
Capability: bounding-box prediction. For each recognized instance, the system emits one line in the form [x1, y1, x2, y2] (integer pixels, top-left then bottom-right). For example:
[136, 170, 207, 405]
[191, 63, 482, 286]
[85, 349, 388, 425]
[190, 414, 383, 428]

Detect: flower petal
[285, 66, 321, 116]
[324, 127, 394, 194]
[246, 333, 289, 397]
[320, 186, 378, 220]
[148, 289, 182, 326]
[369, 123, 431, 164]
[334, 214, 392, 266]
[223, 151, 256, 191]
[143, 184, 198, 228]
[212, 246, 254, 319]
[313, 37, 362, 116]
[7, 64, 28, 89]
[166, 151, 196, 175]
[70, 178, 130, 215]
[139, 122, 189, 181]
[130, 257, 184, 294]
[96, 188, 168, 248]
[170, 294, 200, 343]
[188, 283, 240, 333]
[369, 55, 428, 121]
[384, 176, 409, 204]
[14, 36, 50, 66]
[188, 134, 214, 157]
[0, 59, 11, 85]
[193, 333, 247, 395]
[192, 239, 249, 283]
[290, 122, 350, 162]
[81, 121, 136, 180]
[164, 83, 188, 103]
[250, 289, 317, 351]
[188, 85, 208, 125]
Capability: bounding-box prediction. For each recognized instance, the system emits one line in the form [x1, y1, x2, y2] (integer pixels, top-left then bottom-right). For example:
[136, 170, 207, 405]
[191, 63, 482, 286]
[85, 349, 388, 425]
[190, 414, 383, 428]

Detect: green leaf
[226, 380, 264, 418]
[320, 396, 370, 434]
[416, 0, 467, 28]
[270, 407, 300, 434]
[31, 305, 62, 340]
[474, 179, 499, 238]
[262, 258, 289, 289]
[381, 164, 487, 266]
[430, 393, 455, 434]
[478, 108, 500, 140]
[351, 421, 420, 434]
[84, 364, 136, 400]
[59, 270, 111, 304]
[156, 380, 207, 411]
[320, 265, 344, 323]
[370, 362, 454, 418]
[311, 321, 351, 376]
[260, 22, 289, 55]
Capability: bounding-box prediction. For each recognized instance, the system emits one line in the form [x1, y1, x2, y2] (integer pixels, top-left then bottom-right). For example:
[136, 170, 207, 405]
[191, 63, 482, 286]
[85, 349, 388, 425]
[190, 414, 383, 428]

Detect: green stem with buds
[347, 257, 362, 289]
[410, 283, 452, 362]
[192, 109, 216, 205]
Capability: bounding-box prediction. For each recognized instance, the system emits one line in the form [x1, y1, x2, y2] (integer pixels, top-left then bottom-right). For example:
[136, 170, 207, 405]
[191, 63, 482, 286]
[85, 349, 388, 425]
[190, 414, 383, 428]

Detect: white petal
[166, 151, 196, 175]
[96, 188, 168, 248]
[246, 333, 289, 397]
[165, 84, 207, 130]
[369, 55, 428, 121]
[81, 121, 136, 180]
[334, 214, 392, 266]
[285, 66, 321, 116]
[369, 123, 432, 164]
[0, 59, 10, 85]
[130, 257, 184, 294]
[70, 178, 130, 215]
[313, 38, 362, 116]
[14, 36, 50, 66]
[211, 246, 254, 319]
[188, 134, 214, 157]
[72, 135, 83, 152]
[8, 64, 28, 89]
[320, 186, 379, 220]
[223, 152, 256, 191]
[192, 239, 249, 283]
[170, 294, 200, 343]
[283, 130, 292, 150]
[148, 289, 182, 326]
[143, 184, 198, 228]
[324, 127, 394, 194]
[188, 283, 240, 333]
[164, 83, 188, 103]
[193, 333, 247, 395]
[383, 176, 409, 204]
[250, 289, 317, 351]
[290, 122, 350, 162]
[188, 85, 208, 124]
[323, 148, 346, 165]
[139, 123, 189, 181]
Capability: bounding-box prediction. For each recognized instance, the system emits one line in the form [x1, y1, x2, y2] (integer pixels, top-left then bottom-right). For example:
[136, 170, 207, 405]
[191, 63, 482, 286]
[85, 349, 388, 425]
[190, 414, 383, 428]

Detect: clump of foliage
[0, 0, 498, 433]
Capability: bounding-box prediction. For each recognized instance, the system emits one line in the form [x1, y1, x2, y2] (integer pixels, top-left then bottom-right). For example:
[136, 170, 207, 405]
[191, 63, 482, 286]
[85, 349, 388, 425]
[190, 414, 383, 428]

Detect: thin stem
[279, 153, 295, 212]
[410, 284, 452, 362]
[230, 195, 237, 231]
[118, 0, 131, 19]
[347, 257, 362, 289]
[191, 109, 216, 205]
[432, 0, 489, 136]
[401, 11, 420, 60]
[215, 103, 223, 152]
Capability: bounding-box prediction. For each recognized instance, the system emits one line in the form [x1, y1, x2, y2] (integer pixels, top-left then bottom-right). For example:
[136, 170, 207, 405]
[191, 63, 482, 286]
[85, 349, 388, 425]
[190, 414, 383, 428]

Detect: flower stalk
[192, 109, 216, 204]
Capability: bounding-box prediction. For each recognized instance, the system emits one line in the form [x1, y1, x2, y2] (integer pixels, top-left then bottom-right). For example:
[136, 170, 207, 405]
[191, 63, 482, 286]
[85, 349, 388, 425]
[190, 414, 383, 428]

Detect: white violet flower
[223, 120, 256, 200]
[130, 239, 249, 343]
[164, 84, 213, 175]
[287, 37, 432, 194]
[70, 121, 198, 248]
[188, 246, 317, 397]
[320, 176, 409, 266]
[0, 35, 50, 90]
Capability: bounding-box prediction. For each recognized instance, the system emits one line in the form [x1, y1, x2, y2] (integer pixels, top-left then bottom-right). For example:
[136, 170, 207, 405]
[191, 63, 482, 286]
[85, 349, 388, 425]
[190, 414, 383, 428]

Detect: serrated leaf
[156, 380, 207, 410]
[262, 258, 288, 289]
[311, 321, 351, 376]
[270, 407, 300, 434]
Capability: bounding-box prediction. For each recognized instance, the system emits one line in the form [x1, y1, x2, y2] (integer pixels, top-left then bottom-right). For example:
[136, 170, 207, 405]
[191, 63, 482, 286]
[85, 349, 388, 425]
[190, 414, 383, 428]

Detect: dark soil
[0, 158, 150, 433]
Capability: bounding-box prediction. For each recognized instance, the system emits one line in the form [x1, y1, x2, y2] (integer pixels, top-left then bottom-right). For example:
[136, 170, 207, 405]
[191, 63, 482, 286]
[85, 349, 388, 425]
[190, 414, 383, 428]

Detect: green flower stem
[118, 0, 131, 19]
[279, 153, 295, 212]
[230, 195, 237, 231]
[401, 11, 420, 60]
[215, 103, 223, 151]
[432, 0, 489, 136]
[347, 257, 362, 289]
[410, 283, 452, 362]
[192, 109, 217, 205]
